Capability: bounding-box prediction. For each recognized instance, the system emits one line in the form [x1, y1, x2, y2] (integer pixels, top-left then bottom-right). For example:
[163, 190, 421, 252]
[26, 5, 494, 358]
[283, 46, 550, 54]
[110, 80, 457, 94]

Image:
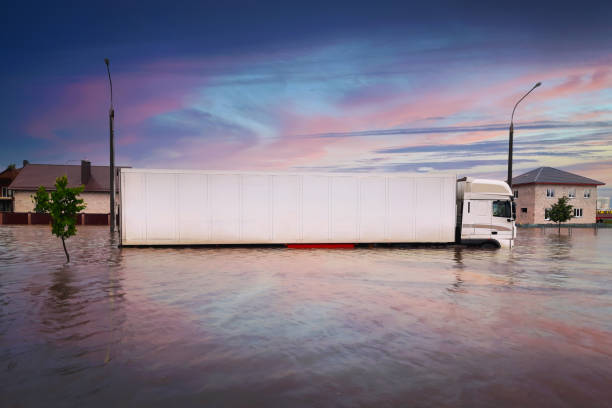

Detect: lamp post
[507, 82, 541, 188]
[105, 58, 116, 233]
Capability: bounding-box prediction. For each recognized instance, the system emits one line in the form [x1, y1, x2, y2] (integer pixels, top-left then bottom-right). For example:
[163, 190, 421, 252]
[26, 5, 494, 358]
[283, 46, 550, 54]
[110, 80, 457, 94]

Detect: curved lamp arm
[510, 82, 541, 127]
[104, 58, 113, 110]
[507, 82, 541, 188]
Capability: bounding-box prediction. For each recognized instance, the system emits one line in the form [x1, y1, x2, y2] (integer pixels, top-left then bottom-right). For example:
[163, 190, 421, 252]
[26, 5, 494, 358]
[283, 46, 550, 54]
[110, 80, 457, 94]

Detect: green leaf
[549, 196, 574, 224]
[32, 186, 50, 214]
[37, 175, 88, 260]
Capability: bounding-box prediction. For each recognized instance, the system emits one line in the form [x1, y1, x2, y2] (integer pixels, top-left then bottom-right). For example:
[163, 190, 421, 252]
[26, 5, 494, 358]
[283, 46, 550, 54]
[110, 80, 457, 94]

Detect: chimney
[22, 160, 29, 167]
[81, 160, 91, 185]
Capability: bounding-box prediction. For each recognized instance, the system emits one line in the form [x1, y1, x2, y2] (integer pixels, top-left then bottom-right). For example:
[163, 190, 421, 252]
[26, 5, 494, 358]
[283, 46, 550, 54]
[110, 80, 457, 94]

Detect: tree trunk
[558, 222, 561, 235]
[61, 236, 70, 263]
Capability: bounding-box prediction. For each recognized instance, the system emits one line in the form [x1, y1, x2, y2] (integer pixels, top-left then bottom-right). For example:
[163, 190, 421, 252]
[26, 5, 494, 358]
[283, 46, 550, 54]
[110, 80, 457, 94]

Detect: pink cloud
[197, 134, 338, 170]
[498, 64, 612, 113]
[18, 50, 612, 176]
[24, 69, 207, 142]
[277, 60, 612, 160]
[563, 160, 612, 187]
[116, 133, 144, 147]
[25, 79, 107, 140]
[571, 109, 612, 121]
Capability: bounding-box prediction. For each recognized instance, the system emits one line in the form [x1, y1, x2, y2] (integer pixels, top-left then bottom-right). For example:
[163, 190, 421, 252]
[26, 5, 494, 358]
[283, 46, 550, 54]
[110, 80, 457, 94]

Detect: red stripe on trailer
[287, 243, 355, 249]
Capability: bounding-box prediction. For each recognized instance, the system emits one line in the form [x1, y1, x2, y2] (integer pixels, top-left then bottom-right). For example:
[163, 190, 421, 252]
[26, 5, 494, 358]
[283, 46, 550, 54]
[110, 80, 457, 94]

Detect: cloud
[296, 120, 612, 141]
[3, 33, 612, 187]
[293, 159, 538, 174]
[374, 128, 612, 157]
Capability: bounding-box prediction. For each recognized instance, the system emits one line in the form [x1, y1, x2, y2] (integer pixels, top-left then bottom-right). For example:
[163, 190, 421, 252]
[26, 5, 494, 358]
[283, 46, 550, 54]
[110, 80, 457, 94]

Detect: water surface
[1, 226, 611, 407]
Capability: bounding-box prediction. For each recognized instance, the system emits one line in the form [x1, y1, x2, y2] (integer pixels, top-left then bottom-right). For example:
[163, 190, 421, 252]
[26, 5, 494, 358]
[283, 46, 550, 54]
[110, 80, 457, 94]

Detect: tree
[549, 196, 573, 234]
[33, 175, 87, 262]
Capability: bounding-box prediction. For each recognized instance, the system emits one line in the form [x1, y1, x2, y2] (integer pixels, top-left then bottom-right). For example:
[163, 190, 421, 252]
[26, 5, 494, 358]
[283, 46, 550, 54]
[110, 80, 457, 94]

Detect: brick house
[8, 161, 116, 214]
[512, 167, 604, 225]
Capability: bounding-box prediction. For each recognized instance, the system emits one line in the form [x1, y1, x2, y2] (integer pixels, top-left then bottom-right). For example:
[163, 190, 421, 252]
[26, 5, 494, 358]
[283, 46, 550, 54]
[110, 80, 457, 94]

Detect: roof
[512, 167, 605, 186]
[0, 166, 21, 182]
[9, 164, 113, 192]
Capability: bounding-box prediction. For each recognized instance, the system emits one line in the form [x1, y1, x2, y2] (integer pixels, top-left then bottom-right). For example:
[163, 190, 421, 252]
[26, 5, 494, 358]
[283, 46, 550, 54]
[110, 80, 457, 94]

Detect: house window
[546, 188, 555, 198]
[573, 208, 583, 217]
[521, 208, 527, 213]
[1, 187, 7, 197]
[568, 188, 576, 198]
[584, 189, 591, 198]
[514, 190, 518, 198]
[545, 209, 551, 220]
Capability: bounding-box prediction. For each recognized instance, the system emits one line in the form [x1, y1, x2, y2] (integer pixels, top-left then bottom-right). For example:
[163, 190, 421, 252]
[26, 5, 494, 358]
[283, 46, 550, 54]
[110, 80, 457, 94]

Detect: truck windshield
[492, 200, 511, 218]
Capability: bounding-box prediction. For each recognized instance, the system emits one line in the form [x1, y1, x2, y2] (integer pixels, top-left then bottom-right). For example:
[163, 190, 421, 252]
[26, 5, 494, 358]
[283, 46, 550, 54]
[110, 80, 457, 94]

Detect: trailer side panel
[120, 169, 456, 245]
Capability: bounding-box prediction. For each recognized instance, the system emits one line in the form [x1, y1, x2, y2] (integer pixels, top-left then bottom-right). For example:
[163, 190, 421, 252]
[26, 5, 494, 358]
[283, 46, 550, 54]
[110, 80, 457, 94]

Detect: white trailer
[119, 169, 515, 248]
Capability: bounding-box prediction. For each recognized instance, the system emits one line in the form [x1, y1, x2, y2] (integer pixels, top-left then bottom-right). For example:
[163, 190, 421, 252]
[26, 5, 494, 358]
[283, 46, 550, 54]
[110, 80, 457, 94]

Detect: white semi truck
[119, 169, 516, 248]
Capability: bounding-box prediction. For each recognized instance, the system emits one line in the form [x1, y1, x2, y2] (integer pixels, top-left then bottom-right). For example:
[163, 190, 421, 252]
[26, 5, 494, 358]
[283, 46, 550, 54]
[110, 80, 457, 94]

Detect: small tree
[33, 175, 87, 262]
[549, 196, 573, 234]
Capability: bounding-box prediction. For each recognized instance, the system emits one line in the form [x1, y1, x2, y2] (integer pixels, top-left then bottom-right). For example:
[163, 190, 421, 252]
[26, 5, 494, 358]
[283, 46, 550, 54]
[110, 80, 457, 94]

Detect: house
[0, 163, 22, 212]
[9, 161, 116, 214]
[512, 167, 605, 225]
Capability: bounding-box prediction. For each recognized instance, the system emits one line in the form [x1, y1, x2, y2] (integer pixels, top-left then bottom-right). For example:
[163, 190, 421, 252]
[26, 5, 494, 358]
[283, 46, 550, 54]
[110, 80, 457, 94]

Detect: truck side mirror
[512, 201, 516, 220]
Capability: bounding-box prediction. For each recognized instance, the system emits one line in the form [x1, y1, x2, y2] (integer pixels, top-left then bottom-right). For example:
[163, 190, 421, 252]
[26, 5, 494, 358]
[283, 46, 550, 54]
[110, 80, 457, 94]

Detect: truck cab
[456, 178, 516, 248]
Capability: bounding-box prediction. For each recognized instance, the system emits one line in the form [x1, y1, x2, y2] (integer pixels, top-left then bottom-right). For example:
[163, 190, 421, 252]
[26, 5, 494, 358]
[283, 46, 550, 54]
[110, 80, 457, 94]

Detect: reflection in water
[449, 247, 466, 293]
[542, 232, 573, 286]
[1, 225, 611, 407]
[546, 232, 573, 259]
[49, 265, 78, 301]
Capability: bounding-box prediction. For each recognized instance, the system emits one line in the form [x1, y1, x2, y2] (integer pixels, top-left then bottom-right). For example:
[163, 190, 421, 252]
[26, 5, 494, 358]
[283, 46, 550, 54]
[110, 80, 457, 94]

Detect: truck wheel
[480, 241, 498, 249]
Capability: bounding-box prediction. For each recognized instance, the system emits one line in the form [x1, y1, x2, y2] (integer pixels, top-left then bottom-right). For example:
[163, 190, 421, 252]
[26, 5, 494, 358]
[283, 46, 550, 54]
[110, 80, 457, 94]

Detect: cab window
[492, 200, 511, 218]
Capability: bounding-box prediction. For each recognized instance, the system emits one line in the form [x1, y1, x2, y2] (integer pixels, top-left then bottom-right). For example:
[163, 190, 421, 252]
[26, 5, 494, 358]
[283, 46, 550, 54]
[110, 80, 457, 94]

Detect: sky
[1, 0, 611, 196]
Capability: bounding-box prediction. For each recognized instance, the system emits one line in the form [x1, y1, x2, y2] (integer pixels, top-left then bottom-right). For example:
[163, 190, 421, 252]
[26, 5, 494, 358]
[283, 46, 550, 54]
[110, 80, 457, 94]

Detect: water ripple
[1, 225, 611, 407]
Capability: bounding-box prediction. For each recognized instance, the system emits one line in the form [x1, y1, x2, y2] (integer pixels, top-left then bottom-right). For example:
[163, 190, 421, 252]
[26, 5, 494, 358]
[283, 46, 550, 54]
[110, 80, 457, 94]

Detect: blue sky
[1, 0, 611, 194]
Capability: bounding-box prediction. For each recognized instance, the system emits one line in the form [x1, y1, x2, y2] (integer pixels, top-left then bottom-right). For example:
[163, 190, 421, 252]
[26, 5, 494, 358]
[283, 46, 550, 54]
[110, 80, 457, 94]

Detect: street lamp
[507, 82, 541, 188]
[104, 58, 116, 233]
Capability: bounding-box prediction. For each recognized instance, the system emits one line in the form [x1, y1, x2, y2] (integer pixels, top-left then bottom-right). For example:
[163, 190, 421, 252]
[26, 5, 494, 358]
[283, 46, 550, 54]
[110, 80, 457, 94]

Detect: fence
[0, 212, 110, 226]
[31, 213, 52, 225]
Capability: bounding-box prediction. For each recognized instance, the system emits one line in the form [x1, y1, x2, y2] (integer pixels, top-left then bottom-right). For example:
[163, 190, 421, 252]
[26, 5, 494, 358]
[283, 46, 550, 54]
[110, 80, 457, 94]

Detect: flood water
[1, 226, 611, 407]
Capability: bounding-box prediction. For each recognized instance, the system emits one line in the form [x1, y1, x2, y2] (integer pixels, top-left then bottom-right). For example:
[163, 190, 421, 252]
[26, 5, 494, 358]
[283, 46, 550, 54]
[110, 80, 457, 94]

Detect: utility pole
[507, 82, 541, 188]
[105, 58, 116, 232]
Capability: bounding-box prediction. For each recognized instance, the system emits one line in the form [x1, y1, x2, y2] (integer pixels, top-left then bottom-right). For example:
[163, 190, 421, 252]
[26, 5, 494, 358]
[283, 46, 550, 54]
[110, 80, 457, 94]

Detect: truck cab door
[492, 200, 513, 241]
[471, 200, 492, 238]
[461, 200, 491, 239]
[461, 200, 474, 236]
